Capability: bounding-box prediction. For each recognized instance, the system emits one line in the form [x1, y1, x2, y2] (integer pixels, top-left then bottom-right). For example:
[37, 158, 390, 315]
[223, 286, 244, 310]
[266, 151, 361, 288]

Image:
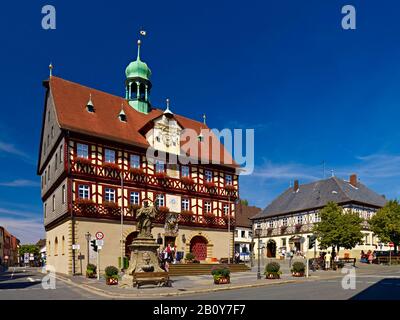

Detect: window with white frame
[77, 143, 88, 158]
[181, 198, 190, 211]
[223, 204, 230, 215]
[155, 160, 165, 173]
[205, 170, 213, 182]
[268, 220, 274, 228]
[78, 185, 90, 199]
[225, 174, 233, 185]
[181, 165, 190, 177]
[314, 212, 320, 222]
[104, 188, 115, 202]
[204, 201, 212, 213]
[282, 217, 288, 226]
[155, 194, 165, 207]
[130, 191, 140, 205]
[297, 215, 303, 224]
[130, 154, 140, 168]
[105, 149, 115, 163]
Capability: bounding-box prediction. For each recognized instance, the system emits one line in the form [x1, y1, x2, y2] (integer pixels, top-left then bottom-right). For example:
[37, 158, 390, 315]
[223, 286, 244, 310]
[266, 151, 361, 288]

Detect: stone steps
[168, 263, 250, 276]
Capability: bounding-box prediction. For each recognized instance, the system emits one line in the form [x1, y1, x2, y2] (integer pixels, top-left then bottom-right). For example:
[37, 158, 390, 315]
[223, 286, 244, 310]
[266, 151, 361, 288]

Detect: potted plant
[86, 263, 97, 278]
[281, 226, 288, 234]
[185, 252, 195, 263]
[105, 266, 119, 285]
[155, 171, 167, 180]
[295, 223, 302, 231]
[264, 262, 282, 279]
[211, 265, 231, 284]
[267, 227, 273, 235]
[291, 261, 306, 277]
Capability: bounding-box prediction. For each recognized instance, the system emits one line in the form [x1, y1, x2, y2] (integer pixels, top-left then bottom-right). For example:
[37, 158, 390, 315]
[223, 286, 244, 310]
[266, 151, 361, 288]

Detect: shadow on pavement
[350, 278, 400, 300]
[0, 280, 41, 290]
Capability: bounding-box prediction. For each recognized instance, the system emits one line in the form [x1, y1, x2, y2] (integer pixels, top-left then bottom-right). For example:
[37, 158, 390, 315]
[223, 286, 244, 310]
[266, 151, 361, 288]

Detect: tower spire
[203, 114, 206, 125]
[49, 63, 53, 77]
[137, 39, 141, 61]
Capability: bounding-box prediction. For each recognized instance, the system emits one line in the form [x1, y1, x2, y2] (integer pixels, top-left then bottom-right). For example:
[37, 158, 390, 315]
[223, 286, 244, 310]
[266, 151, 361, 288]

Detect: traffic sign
[389, 242, 394, 247]
[72, 244, 80, 250]
[95, 231, 104, 240]
[96, 240, 104, 247]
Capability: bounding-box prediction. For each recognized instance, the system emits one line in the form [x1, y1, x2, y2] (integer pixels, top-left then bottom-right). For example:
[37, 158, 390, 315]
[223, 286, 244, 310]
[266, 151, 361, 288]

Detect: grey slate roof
[251, 177, 387, 220]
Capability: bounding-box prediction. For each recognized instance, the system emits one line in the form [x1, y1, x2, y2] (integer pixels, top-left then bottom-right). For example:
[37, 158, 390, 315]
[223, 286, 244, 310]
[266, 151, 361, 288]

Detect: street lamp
[255, 226, 262, 280]
[85, 232, 91, 269]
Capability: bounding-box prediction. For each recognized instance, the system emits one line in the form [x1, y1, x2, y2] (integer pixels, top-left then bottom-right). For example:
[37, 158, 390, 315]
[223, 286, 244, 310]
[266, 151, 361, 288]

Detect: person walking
[325, 251, 332, 270]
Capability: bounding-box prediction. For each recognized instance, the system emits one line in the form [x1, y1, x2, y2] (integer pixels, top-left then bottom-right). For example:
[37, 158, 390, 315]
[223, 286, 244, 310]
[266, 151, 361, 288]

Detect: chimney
[293, 180, 299, 192]
[349, 174, 357, 187]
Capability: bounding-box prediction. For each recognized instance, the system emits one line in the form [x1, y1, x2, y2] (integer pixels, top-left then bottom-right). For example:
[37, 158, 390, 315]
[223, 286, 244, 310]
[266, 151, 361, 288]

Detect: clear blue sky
[1, 0, 400, 243]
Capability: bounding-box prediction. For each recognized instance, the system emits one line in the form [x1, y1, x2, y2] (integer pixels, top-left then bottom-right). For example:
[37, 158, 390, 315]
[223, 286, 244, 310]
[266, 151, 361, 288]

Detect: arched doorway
[190, 236, 208, 261]
[125, 231, 139, 258]
[266, 240, 276, 258]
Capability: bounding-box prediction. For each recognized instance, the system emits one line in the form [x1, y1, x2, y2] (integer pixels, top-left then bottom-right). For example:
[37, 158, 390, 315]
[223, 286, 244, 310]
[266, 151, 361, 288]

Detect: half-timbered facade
[38, 41, 238, 275]
[251, 175, 388, 259]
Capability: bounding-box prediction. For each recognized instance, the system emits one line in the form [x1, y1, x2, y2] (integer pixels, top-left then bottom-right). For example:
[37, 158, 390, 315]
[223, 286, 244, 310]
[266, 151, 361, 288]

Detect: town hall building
[37, 39, 238, 275]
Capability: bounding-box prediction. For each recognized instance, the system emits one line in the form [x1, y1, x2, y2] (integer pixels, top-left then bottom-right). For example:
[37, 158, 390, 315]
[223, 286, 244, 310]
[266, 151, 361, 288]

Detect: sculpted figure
[136, 201, 158, 238]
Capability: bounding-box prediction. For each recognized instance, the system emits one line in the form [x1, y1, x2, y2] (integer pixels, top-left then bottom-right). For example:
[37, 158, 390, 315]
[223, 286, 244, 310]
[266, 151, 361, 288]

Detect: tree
[313, 202, 364, 254]
[369, 200, 400, 253]
[19, 244, 40, 257]
[239, 199, 249, 206]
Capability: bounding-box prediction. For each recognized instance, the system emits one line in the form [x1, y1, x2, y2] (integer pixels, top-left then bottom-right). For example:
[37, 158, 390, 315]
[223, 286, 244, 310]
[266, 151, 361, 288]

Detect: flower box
[102, 162, 120, 171]
[214, 277, 230, 285]
[292, 272, 305, 277]
[106, 277, 118, 285]
[180, 210, 194, 216]
[155, 172, 167, 179]
[157, 206, 170, 214]
[75, 198, 94, 206]
[129, 167, 145, 176]
[128, 204, 141, 214]
[204, 181, 216, 189]
[103, 201, 118, 209]
[75, 157, 92, 165]
[266, 273, 281, 279]
[180, 177, 195, 186]
[267, 227, 273, 234]
[224, 185, 235, 192]
[295, 224, 302, 230]
[280, 226, 287, 234]
[211, 265, 231, 285]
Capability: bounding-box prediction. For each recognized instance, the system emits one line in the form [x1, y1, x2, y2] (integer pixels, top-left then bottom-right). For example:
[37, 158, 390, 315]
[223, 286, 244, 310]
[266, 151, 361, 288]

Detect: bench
[132, 272, 171, 289]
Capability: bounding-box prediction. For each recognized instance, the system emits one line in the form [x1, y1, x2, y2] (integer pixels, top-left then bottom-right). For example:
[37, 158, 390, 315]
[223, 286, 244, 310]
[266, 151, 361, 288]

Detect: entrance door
[267, 240, 277, 258]
[190, 236, 208, 261]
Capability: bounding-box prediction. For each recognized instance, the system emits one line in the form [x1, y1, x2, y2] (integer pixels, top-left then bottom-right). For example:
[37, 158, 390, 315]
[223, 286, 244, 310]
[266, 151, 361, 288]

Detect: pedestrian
[324, 251, 332, 270]
[368, 251, 374, 264]
[289, 250, 294, 268]
[235, 251, 240, 264]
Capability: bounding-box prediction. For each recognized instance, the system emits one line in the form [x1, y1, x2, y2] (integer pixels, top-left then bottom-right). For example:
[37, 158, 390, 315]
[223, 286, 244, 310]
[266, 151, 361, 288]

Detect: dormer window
[86, 94, 95, 113]
[119, 113, 127, 122]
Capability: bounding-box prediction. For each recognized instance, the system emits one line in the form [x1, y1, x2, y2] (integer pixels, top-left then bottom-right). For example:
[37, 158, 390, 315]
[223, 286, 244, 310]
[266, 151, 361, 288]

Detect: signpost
[389, 242, 394, 265]
[95, 232, 104, 280]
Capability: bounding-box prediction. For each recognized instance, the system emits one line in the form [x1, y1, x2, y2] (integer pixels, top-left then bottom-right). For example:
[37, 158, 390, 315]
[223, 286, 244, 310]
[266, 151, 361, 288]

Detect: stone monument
[121, 201, 166, 286]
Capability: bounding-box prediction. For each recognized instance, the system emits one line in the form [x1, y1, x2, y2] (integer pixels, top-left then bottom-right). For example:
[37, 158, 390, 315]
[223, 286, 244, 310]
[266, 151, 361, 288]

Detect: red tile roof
[48, 76, 236, 168]
[235, 203, 261, 228]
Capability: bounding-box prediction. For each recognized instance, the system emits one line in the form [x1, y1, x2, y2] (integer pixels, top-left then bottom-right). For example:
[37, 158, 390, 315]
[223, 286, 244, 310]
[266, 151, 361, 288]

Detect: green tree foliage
[370, 200, 400, 252]
[313, 202, 364, 253]
[240, 199, 249, 206]
[19, 244, 40, 256]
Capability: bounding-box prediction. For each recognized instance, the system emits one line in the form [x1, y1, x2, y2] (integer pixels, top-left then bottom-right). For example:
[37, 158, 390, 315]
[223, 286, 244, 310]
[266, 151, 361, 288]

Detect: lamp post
[85, 232, 91, 269]
[255, 226, 262, 280]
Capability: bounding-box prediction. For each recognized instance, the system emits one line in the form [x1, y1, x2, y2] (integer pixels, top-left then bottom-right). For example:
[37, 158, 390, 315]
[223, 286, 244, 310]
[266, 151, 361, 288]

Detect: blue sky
[1, 0, 400, 243]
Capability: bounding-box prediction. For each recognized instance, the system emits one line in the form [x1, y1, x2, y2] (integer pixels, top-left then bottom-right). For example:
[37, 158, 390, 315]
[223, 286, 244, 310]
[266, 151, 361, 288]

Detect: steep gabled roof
[252, 177, 387, 220]
[47, 76, 237, 168]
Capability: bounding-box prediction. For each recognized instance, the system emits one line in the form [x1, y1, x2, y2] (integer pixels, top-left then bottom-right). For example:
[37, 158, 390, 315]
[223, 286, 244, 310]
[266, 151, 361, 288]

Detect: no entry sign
[95, 231, 104, 240]
[389, 242, 394, 247]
